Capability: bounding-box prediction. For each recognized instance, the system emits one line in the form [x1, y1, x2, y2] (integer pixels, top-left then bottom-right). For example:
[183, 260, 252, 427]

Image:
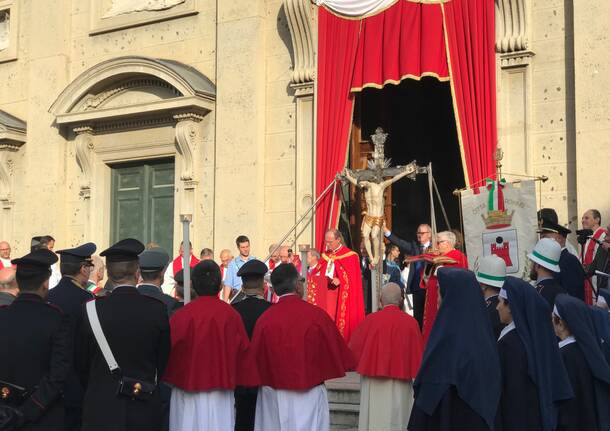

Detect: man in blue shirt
[224, 235, 256, 295]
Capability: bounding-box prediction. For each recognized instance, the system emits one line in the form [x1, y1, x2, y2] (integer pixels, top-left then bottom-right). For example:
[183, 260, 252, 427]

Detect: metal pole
[265, 177, 337, 262]
[299, 244, 310, 300]
[428, 163, 437, 245]
[181, 214, 192, 304]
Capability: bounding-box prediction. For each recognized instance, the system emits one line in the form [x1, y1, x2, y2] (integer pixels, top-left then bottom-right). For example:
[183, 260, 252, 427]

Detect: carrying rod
[265, 177, 339, 262]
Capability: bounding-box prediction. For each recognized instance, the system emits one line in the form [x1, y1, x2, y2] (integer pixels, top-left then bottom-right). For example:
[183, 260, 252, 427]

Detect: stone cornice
[499, 50, 535, 69]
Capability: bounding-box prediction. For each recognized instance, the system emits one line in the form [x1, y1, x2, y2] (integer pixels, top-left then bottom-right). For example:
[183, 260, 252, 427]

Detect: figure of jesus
[342, 164, 416, 265]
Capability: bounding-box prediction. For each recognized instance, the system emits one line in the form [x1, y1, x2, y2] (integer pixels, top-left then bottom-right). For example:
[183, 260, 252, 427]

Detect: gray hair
[381, 282, 402, 306]
[309, 248, 321, 259]
[437, 230, 456, 247]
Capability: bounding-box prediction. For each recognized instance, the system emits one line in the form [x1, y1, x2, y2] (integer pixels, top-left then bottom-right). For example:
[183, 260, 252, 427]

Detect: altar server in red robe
[305, 248, 327, 307]
[163, 260, 249, 430]
[249, 263, 354, 431]
[320, 228, 365, 342]
[421, 231, 468, 343]
[161, 241, 200, 295]
[349, 282, 423, 431]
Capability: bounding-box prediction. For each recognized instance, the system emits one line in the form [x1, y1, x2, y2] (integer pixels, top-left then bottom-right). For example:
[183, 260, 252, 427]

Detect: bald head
[0, 267, 18, 294]
[381, 282, 403, 307]
[219, 249, 232, 267]
[0, 241, 10, 259]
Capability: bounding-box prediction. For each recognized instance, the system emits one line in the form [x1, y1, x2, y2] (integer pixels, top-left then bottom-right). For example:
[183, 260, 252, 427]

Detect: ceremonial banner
[461, 180, 537, 277]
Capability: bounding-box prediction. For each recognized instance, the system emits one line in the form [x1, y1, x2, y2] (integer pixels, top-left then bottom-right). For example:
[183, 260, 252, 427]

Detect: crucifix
[339, 127, 419, 311]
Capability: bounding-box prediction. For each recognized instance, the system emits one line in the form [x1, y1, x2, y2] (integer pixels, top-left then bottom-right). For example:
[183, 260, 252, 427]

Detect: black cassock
[232, 295, 272, 431]
[408, 386, 490, 431]
[558, 342, 610, 431]
[498, 329, 542, 431]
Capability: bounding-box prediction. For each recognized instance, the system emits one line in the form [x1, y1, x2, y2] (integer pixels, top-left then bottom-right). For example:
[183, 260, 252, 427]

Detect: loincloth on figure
[362, 213, 385, 229]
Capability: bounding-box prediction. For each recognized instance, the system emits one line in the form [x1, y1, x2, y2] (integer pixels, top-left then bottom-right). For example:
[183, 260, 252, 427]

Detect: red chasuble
[248, 294, 355, 390]
[306, 261, 327, 308]
[319, 245, 365, 343]
[172, 254, 200, 276]
[421, 249, 468, 344]
[349, 305, 423, 381]
[583, 227, 608, 305]
[162, 296, 249, 391]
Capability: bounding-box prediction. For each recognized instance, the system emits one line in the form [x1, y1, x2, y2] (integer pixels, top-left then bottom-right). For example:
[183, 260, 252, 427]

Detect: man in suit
[47, 242, 97, 431]
[0, 249, 71, 430]
[383, 223, 432, 329]
[137, 248, 179, 317]
[77, 239, 171, 431]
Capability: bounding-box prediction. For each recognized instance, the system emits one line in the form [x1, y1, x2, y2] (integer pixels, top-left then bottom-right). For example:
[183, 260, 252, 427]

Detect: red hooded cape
[248, 294, 355, 390]
[349, 305, 423, 380]
[162, 296, 249, 391]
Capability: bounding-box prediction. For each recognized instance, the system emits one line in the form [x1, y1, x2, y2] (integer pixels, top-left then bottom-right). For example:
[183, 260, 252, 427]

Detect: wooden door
[111, 159, 175, 252]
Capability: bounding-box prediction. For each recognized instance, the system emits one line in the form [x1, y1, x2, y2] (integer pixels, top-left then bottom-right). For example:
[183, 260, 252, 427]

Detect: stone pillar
[284, 0, 316, 246]
[0, 145, 19, 240]
[215, 1, 266, 253]
[573, 0, 610, 218]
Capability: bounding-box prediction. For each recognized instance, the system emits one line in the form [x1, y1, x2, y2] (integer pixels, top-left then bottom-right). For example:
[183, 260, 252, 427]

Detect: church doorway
[344, 77, 465, 251]
[110, 158, 175, 253]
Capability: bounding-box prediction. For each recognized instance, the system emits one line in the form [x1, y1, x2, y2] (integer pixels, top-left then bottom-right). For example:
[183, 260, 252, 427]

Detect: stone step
[329, 402, 360, 427]
[328, 387, 360, 405]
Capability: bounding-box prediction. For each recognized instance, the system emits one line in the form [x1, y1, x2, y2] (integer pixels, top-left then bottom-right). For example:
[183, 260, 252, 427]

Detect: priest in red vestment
[249, 263, 354, 431]
[319, 229, 365, 342]
[581, 209, 608, 304]
[162, 241, 200, 295]
[305, 248, 327, 307]
[163, 260, 249, 430]
[350, 282, 423, 431]
[420, 231, 468, 344]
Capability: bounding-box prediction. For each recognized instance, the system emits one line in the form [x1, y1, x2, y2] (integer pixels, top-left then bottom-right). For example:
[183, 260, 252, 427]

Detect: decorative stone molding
[73, 126, 94, 199]
[82, 78, 181, 111]
[500, 50, 535, 69]
[0, 109, 25, 206]
[173, 113, 202, 181]
[495, 0, 527, 53]
[284, 0, 316, 85]
[292, 81, 315, 98]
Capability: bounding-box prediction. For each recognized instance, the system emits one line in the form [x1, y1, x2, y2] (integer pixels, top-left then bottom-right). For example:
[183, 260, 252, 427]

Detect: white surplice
[254, 385, 329, 431]
[169, 388, 234, 431]
[358, 376, 414, 431]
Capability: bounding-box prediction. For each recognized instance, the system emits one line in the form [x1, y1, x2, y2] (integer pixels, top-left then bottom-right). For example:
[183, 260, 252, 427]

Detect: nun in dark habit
[496, 277, 573, 431]
[408, 268, 501, 431]
[591, 291, 610, 363]
[553, 294, 610, 431]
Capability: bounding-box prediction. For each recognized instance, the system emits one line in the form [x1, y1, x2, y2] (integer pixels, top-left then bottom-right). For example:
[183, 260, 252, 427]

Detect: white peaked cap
[476, 255, 507, 288]
[527, 238, 562, 273]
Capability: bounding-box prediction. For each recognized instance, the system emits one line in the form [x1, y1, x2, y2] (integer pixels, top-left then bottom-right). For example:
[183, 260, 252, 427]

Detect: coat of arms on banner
[481, 180, 519, 273]
[461, 179, 538, 278]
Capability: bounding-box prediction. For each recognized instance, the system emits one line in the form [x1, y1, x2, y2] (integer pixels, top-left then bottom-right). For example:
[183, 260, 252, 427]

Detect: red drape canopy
[315, 0, 497, 249]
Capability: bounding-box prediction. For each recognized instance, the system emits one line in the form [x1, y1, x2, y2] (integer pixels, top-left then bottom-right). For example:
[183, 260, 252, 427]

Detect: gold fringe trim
[351, 71, 450, 93]
[440, 2, 471, 188]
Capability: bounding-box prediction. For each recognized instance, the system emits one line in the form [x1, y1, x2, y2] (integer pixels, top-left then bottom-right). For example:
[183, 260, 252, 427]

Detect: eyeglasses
[0, 248, 10, 251]
[436, 240, 449, 244]
[416, 231, 430, 235]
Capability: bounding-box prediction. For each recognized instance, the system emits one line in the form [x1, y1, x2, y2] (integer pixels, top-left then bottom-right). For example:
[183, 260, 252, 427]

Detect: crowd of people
[0, 206, 608, 431]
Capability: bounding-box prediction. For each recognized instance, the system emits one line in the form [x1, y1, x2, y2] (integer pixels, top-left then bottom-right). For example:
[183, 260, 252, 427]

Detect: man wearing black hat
[232, 259, 273, 431]
[138, 248, 179, 317]
[540, 220, 587, 301]
[47, 242, 97, 431]
[0, 249, 72, 430]
[76, 239, 170, 431]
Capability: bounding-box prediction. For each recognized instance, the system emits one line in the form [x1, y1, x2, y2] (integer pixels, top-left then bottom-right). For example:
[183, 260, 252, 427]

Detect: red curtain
[351, 2, 449, 92]
[315, 8, 360, 250]
[442, 0, 497, 186]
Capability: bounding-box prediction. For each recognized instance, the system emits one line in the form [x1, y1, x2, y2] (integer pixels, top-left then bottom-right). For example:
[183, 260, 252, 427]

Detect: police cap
[138, 248, 170, 272]
[237, 259, 268, 279]
[12, 249, 58, 279]
[100, 238, 145, 262]
[57, 242, 97, 264]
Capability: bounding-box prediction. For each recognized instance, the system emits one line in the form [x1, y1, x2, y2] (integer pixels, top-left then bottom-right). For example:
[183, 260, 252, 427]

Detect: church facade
[0, 0, 607, 256]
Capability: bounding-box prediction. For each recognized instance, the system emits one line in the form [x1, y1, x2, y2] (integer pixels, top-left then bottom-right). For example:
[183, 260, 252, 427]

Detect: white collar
[278, 292, 298, 299]
[498, 321, 516, 341]
[559, 336, 576, 349]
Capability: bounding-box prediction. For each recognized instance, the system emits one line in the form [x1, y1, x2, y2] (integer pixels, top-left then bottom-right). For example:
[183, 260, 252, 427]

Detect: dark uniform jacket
[76, 286, 170, 431]
[0, 293, 72, 431]
[48, 276, 95, 408]
[556, 249, 586, 301]
[0, 290, 16, 306]
[485, 294, 505, 340]
[137, 283, 179, 317]
[536, 278, 566, 308]
[232, 295, 272, 431]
